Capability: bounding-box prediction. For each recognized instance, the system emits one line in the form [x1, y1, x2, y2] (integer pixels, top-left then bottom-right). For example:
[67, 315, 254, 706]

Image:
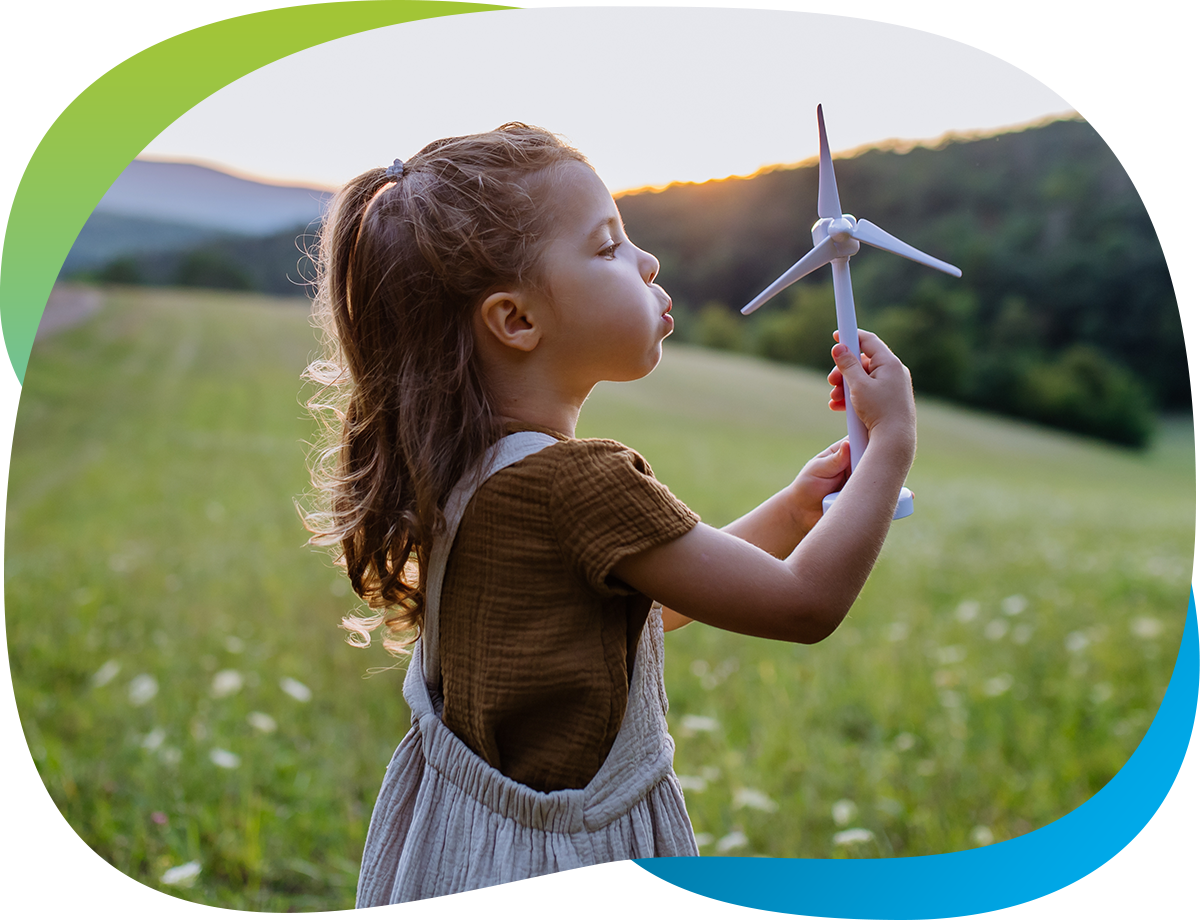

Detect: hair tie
[384, 159, 406, 181]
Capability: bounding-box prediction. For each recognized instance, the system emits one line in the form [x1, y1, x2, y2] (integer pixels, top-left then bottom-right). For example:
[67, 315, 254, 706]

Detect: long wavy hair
[303, 124, 588, 654]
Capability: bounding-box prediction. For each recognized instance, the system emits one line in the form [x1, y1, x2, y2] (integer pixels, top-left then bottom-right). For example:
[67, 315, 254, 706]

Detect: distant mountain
[95, 159, 333, 235]
[62, 211, 229, 274]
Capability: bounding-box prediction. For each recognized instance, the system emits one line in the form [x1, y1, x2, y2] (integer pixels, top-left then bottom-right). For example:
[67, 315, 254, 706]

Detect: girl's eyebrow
[588, 216, 620, 239]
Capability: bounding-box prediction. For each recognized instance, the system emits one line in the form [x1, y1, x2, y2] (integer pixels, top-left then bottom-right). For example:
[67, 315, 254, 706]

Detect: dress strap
[421, 431, 559, 693]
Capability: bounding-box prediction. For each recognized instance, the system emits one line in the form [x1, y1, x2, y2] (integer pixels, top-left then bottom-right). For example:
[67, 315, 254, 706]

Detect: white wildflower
[1001, 595, 1028, 616]
[935, 645, 966, 665]
[939, 690, 962, 710]
[887, 622, 910, 642]
[831, 799, 857, 826]
[1131, 617, 1163, 639]
[893, 732, 917, 752]
[210, 669, 243, 698]
[970, 825, 995, 847]
[680, 714, 719, 735]
[91, 660, 121, 688]
[833, 828, 874, 846]
[17, 801, 52, 825]
[280, 677, 312, 702]
[209, 748, 240, 769]
[160, 861, 201, 887]
[1128, 882, 1166, 902]
[223, 635, 245, 654]
[733, 788, 778, 813]
[1091, 683, 1114, 705]
[127, 674, 158, 706]
[715, 830, 749, 854]
[983, 674, 1014, 698]
[247, 712, 277, 734]
[693, 833, 715, 849]
[955, 600, 980, 623]
[676, 775, 707, 792]
[1065, 631, 1090, 653]
[984, 619, 1009, 641]
[141, 728, 166, 751]
[159, 747, 182, 766]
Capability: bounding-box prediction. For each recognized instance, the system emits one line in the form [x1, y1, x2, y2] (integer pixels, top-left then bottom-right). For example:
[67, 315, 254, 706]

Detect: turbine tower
[742, 105, 962, 519]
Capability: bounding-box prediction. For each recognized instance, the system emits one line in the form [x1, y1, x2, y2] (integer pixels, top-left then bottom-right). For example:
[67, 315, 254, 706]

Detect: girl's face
[533, 161, 673, 388]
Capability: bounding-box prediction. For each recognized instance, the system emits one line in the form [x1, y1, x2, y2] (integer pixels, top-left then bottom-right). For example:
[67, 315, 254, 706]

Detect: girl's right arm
[616, 330, 916, 644]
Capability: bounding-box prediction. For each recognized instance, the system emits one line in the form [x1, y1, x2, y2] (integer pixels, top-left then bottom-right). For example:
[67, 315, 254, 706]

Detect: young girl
[305, 124, 916, 904]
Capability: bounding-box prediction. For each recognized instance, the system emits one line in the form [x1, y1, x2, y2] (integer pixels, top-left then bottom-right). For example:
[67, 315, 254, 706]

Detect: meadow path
[36, 284, 103, 340]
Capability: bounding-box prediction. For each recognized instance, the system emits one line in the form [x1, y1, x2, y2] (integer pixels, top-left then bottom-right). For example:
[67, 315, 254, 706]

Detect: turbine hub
[828, 215, 856, 241]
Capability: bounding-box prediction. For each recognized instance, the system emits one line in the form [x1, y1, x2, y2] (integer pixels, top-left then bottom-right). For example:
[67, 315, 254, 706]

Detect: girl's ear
[478, 290, 543, 353]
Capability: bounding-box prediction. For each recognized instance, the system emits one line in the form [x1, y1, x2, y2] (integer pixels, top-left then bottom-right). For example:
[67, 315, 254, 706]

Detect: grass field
[7, 286, 1193, 909]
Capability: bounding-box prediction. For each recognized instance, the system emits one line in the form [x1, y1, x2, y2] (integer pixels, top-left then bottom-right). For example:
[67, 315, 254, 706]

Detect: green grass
[7, 288, 1193, 907]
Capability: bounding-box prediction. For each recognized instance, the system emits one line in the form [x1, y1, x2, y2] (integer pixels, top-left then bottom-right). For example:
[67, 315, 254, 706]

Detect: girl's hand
[827, 330, 916, 459]
[620, 330, 916, 645]
[787, 438, 851, 534]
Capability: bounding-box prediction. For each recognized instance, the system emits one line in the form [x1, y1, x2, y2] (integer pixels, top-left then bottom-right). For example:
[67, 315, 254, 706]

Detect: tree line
[617, 118, 1183, 447]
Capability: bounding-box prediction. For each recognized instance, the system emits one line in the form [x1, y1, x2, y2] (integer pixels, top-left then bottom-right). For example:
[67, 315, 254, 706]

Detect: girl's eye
[600, 241, 620, 259]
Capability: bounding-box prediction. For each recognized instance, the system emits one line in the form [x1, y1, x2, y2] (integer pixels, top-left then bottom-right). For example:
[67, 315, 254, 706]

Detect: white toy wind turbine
[742, 105, 962, 520]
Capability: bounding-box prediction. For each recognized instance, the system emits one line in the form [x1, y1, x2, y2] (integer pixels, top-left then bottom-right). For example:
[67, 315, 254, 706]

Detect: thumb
[832, 343, 868, 382]
[822, 439, 851, 472]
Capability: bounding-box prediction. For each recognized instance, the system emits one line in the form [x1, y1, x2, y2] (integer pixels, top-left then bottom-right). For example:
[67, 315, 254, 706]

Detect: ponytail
[302, 124, 588, 653]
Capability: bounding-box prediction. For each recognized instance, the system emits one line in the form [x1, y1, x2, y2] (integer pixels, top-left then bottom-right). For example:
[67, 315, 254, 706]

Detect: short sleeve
[550, 440, 700, 597]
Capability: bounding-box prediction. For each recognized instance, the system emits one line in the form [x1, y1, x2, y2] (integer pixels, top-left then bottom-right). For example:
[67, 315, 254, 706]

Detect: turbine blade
[817, 105, 843, 220]
[851, 219, 962, 278]
[741, 236, 838, 315]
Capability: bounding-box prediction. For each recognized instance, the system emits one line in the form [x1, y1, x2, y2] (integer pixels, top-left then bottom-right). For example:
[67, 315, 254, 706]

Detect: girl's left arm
[660, 438, 850, 631]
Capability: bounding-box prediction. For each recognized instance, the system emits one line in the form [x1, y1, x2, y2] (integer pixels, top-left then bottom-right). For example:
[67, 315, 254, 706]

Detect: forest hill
[616, 118, 1182, 448]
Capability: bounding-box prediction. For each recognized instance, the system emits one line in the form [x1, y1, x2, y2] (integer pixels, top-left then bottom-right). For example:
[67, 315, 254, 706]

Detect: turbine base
[822, 486, 914, 520]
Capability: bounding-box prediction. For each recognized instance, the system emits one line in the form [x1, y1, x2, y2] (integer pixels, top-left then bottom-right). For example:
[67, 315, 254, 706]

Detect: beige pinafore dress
[355, 432, 698, 905]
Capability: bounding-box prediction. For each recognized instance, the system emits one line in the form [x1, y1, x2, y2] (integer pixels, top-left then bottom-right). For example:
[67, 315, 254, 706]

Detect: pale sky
[14, 2, 1195, 355]
[143, 8, 1074, 194]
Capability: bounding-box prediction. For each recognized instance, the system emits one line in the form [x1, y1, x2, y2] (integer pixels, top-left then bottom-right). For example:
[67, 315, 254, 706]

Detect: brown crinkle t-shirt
[438, 431, 699, 793]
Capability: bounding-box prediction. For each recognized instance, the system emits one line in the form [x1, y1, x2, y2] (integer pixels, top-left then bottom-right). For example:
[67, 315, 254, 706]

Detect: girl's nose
[637, 246, 660, 285]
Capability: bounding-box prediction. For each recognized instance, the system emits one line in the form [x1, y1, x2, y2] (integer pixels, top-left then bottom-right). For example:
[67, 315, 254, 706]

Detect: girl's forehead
[540, 161, 618, 234]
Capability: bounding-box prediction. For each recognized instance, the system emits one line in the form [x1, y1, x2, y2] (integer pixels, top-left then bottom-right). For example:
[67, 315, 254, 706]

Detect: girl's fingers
[828, 350, 869, 380]
[817, 438, 847, 458]
[854, 329, 898, 363]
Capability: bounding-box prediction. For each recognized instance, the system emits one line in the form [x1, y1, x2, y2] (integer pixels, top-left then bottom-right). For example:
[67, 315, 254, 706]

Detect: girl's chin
[607, 346, 664, 383]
